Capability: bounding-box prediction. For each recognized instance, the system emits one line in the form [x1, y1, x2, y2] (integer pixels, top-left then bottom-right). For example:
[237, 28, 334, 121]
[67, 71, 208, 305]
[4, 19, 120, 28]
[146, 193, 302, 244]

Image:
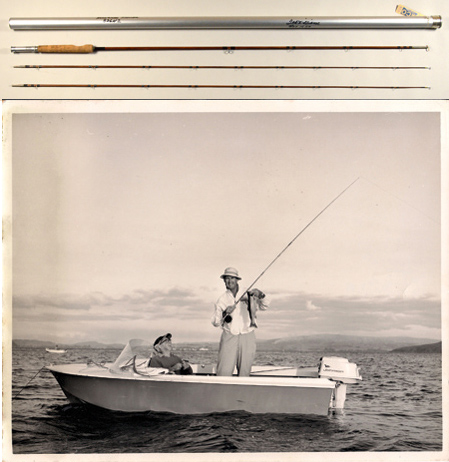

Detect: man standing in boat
[211, 267, 269, 376]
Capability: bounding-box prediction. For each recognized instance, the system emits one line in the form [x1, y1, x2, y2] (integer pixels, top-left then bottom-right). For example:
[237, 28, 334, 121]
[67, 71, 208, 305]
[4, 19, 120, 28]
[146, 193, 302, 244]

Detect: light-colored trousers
[216, 330, 256, 376]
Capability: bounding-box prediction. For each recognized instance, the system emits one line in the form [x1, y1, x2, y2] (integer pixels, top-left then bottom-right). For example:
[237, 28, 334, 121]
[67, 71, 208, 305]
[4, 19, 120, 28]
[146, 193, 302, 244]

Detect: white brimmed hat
[220, 267, 241, 280]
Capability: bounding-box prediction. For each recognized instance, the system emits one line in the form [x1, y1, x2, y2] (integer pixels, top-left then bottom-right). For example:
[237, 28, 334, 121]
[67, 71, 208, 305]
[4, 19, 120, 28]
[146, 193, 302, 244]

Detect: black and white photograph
[2, 99, 447, 461]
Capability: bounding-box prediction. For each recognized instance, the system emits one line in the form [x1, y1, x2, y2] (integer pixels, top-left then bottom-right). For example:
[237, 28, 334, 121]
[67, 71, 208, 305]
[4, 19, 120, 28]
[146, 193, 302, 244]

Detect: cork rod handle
[37, 44, 95, 53]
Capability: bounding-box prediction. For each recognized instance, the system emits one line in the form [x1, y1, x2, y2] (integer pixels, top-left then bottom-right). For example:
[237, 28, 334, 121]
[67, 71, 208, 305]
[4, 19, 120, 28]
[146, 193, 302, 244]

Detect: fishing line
[12, 366, 47, 400]
[359, 176, 440, 225]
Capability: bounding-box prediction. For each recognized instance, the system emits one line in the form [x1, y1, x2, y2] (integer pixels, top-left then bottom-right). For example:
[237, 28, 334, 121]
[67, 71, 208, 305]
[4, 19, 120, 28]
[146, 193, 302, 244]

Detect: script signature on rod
[286, 19, 321, 28]
[97, 17, 139, 23]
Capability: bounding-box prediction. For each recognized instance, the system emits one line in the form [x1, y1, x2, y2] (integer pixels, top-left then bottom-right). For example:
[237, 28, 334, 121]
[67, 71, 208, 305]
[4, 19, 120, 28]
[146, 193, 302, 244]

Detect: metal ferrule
[11, 46, 38, 53]
[9, 16, 442, 30]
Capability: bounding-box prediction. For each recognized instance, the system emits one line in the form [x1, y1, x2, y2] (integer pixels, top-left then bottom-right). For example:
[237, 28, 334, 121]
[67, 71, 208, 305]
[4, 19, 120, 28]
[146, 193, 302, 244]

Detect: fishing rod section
[11, 44, 431, 54]
[9, 15, 442, 30]
[12, 84, 431, 89]
[14, 64, 431, 70]
[12, 61, 431, 90]
[10, 41, 432, 92]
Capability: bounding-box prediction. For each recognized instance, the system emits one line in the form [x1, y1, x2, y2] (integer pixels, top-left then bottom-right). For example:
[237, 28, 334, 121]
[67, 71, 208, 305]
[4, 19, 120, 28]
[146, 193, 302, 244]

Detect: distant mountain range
[11, 334, 442, 353]
[391, 341, 442, 353]
[257, 334, 442, 352]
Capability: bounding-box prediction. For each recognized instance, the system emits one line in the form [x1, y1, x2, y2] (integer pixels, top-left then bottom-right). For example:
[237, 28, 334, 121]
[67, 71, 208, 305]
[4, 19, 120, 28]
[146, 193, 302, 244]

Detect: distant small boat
[46, 348, 67, 354]
[46, 339, 362, 415]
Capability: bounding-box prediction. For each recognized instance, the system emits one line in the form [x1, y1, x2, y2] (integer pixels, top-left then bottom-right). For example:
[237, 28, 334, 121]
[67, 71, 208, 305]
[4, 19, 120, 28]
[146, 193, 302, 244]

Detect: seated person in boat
[148, 333, 193, 375]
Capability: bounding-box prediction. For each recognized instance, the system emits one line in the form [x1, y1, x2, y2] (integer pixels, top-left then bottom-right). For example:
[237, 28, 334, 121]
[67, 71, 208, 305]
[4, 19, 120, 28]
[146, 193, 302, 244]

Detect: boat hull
[48, 364, 335, 415]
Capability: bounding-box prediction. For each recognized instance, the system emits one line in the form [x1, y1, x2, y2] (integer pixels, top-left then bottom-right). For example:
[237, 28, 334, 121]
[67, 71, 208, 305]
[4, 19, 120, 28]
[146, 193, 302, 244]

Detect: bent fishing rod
[11, 44, 430, 54]
[236, 178, 360, 303]
[9, 15, 442, 30]
[12, 84, 431, 90]
[221, 178, 361, 324]
[14, 64, 431, 70]
[226, 178, 361, 311]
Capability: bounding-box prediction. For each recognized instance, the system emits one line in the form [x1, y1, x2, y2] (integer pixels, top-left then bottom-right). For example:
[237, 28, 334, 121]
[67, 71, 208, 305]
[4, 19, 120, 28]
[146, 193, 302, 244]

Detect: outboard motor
[318, 357, 362, 412]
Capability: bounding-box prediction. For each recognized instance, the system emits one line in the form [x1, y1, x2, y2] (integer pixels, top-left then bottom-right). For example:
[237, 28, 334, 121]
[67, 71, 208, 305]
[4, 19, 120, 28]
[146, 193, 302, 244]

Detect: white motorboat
[46, 348, 67, 354]
[47, 339, 362, 416]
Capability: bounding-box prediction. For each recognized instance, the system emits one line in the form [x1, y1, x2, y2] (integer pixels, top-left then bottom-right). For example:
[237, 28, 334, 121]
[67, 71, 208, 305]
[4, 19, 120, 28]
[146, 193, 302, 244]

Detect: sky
[8, 105, 443, 345]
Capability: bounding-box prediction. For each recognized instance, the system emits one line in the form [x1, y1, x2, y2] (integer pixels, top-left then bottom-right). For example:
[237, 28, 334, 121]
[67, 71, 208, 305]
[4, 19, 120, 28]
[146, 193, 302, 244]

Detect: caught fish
[247, 292, 258, 328]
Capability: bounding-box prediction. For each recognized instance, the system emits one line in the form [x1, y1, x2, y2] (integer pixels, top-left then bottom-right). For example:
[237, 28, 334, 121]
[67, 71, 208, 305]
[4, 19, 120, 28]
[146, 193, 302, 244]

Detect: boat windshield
[109, 339, 151, 374]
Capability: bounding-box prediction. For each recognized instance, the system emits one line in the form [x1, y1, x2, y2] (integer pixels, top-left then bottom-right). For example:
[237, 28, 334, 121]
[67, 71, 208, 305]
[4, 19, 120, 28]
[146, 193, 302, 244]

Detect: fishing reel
[222, 312, 233, 324]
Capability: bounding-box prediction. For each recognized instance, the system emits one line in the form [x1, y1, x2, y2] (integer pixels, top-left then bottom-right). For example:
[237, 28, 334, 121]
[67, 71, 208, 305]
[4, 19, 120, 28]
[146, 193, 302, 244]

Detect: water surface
[10, 347, 442, 454]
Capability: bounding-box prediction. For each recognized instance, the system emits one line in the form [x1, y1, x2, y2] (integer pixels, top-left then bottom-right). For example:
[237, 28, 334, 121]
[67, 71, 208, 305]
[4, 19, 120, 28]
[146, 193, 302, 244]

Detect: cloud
[13, 291, 119, 310]
[13, 287, 203, 312]
[11, 287, 441, 343]
[12, 287, 212, 328]
[13, 294, 94, 311]
[116, 287, 195, 305]
[262, 291, 441, 338]
[306, 300, 321, 311]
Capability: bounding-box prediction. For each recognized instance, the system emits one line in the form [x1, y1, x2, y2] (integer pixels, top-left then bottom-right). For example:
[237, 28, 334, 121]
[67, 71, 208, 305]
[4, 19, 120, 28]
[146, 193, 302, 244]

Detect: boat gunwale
[46, 363, 337, 389]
